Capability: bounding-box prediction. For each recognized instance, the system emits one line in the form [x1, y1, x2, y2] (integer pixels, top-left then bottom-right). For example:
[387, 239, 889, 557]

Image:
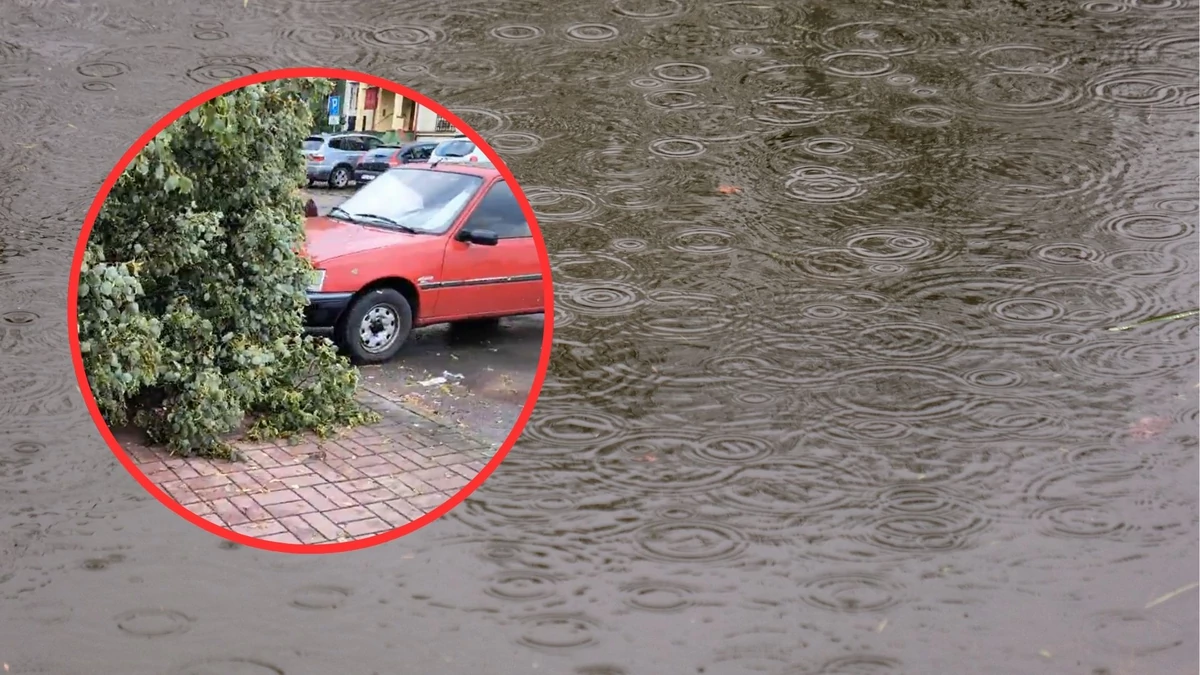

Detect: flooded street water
[1, 0, 1198, 673]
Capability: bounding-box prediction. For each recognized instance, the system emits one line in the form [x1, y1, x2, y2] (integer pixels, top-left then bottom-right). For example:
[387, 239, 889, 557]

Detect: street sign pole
[327, 95, 342, 130]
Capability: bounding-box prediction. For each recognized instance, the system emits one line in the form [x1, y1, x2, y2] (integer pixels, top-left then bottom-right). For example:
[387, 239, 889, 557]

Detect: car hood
[301, 216, 416, 264]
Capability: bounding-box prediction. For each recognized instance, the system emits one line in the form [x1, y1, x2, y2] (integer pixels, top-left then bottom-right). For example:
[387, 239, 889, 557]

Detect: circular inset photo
[67, 68, 553, 553]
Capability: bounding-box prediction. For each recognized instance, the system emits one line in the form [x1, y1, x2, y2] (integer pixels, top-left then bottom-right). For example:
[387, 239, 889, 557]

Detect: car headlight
[307, 269, 326, 293]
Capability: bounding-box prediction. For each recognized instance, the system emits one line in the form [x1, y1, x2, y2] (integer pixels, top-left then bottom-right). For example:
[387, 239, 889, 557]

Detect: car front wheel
[339, 288, 413, 364]
[328, 166, 351, 189]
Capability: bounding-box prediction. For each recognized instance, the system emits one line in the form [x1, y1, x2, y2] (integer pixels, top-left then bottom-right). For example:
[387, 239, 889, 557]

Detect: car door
[432, 180, 543, 320]
[344, 136, 370, 164]
[326, 136, 349, 164]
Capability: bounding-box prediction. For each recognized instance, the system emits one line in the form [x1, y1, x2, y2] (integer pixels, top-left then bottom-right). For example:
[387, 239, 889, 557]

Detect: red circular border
[66, 67, 555, 554]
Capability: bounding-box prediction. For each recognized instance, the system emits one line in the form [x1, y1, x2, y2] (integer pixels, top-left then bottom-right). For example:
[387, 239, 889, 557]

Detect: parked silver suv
[302, 133, 386, 189]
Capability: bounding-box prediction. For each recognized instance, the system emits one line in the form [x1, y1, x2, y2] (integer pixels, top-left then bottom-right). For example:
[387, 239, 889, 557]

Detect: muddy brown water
[1, 1, 1198, 674]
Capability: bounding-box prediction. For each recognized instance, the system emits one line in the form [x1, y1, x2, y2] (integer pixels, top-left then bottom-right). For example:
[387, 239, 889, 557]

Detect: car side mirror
[455, 229, 499, 246]
[304, 199, 319, 218]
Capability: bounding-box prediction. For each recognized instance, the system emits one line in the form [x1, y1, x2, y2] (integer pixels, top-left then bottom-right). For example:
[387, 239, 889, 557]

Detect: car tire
[328, 166, 352, 189]
[339, 288, 414, 365]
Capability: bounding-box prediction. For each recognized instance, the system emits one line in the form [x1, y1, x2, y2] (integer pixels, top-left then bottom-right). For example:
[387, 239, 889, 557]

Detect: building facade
[334, 81, 461, 144]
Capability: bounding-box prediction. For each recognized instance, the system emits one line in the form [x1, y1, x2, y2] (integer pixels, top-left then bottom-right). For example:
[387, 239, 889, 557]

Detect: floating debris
[418, 372, 462, 386]
[1106, 309, 1199, 332]
[1146, 581, 1199, 609]
[1129, 416, 1171, 440]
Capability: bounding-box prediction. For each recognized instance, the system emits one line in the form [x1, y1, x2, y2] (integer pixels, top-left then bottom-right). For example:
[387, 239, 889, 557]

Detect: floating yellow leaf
[1146, 582, 1200, 609]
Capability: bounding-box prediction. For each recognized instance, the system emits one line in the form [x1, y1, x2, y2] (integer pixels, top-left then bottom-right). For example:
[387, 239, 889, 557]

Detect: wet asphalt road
[300, 186, 543, 446]
[359, 316, 544, 446]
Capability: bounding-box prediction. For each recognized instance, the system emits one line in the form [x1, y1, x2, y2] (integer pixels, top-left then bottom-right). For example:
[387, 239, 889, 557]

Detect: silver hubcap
[333, 169, 348, 187]
[359, 304, 400, 353]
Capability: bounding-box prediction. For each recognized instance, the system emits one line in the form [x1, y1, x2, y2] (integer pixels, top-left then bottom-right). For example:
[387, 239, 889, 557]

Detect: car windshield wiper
[328, 206, 354, 221]
[352, 213, 420, 234]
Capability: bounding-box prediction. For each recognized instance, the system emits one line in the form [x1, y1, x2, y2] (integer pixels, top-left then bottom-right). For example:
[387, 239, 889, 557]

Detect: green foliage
[307, 79, 345, 134]
[78, 78, 378, 457]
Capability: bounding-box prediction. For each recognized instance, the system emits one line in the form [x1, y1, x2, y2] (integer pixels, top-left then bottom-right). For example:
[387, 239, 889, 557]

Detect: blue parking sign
[327, 95, 341, 117]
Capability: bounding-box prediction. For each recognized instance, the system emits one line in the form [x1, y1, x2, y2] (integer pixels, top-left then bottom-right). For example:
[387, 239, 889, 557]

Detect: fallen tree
[77, 77, 378, 457]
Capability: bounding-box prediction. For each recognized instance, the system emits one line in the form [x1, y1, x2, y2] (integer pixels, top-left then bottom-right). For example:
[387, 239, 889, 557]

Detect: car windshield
[334, 168, 484, 234]
[432, 140, 475, 158]
[302, 137, 325, 151]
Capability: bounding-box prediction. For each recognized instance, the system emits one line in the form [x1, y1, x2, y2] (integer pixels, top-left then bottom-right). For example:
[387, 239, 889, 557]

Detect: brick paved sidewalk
[122, 387, 498, 545]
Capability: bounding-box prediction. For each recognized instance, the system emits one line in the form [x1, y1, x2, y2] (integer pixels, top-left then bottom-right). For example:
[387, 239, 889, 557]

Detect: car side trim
[418, 273, 542, 290]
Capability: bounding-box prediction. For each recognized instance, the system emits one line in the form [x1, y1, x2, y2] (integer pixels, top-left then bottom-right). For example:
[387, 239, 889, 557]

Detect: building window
[434, 116, 455, 133]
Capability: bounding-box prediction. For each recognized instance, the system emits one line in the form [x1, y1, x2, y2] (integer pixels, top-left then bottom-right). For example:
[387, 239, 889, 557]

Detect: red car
[301, 160, 546, 364]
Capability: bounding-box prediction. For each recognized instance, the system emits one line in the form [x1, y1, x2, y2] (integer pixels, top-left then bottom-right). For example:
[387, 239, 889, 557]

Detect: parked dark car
[353, 141, 440, 184]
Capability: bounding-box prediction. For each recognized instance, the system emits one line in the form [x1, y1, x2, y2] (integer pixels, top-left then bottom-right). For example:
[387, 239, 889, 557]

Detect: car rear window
[302, 137, 325, 151]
